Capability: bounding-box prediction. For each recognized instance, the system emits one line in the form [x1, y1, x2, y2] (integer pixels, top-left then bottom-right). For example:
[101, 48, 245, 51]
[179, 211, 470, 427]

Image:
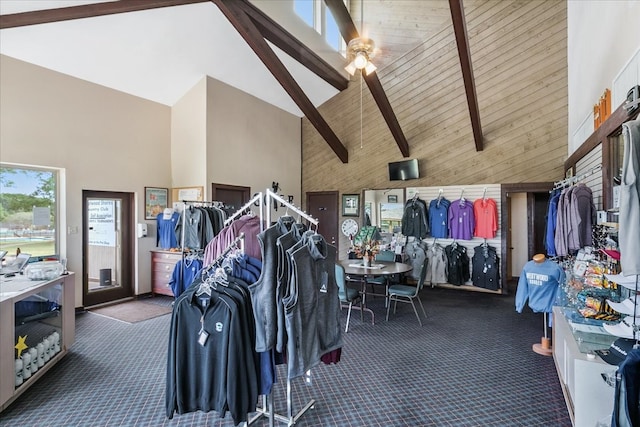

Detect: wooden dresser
[150, 250, 181, 297]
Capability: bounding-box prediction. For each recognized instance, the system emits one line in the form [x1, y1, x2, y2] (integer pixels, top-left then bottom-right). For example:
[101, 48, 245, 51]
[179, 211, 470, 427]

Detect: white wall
[568, 0, 640, 154]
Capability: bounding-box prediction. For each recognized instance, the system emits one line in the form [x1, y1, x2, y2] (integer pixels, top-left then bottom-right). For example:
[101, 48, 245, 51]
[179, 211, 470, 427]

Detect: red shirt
[473, 198, 498, 239]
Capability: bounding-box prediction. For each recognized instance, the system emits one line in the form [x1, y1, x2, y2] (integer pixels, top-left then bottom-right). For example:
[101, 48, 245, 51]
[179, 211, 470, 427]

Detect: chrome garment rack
[224, 192, 264, 227]
[247, 189, 319, 427]
[552, 164, 602, 190]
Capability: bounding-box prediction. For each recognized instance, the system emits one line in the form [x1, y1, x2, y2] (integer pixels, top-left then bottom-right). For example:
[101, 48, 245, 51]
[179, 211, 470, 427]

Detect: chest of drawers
[151, 250, 182, 296]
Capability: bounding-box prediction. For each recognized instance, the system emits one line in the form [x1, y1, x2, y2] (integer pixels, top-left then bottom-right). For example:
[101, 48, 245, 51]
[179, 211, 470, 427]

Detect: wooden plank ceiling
[1, 0, 485, 160]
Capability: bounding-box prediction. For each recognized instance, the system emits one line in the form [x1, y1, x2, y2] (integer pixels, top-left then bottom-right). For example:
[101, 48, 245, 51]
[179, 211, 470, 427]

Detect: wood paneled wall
[302, 0, 567, 196]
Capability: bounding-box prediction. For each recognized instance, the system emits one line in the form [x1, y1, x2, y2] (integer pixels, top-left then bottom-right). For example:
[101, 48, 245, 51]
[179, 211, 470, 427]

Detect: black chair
[335, 264, 363, 332]
[386, 259, 428, 326]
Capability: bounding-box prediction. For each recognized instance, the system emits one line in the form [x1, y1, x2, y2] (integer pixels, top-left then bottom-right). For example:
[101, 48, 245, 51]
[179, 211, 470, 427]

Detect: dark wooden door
[529, 192, 551, 258]
[306, 191, 339, 248]
[211, 183, 251, 215]
[83, 190, 134, 307]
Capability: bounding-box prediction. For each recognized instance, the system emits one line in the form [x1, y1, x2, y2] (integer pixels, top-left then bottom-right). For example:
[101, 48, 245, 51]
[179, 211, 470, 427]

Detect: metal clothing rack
[224, 192, 264, 227]
[179, 199, 226, 250]
[248, 189, 319, 427]
[200, 232, 245, 276]
[265, 188, 318, 227]
[552, 164, 602, 190]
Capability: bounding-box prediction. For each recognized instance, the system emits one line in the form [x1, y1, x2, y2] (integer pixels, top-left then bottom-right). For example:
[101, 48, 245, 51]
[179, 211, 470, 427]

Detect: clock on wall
[341, 218, 359, 238]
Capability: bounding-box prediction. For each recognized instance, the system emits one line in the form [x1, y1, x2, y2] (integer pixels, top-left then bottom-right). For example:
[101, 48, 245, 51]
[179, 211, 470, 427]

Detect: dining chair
[386, 259, 428, 326]
[368, 250, 396, 305]
[335, 264, 363, 332]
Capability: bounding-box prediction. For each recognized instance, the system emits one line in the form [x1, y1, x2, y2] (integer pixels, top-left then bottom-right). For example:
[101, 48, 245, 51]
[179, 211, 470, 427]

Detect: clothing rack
[249, 189, 318, 427]
[201, 233, 245, 275]
[552, 164, 602, 190]
[179, 200, 227, 249]
[265, 188, 318, 227]
[224, 192, 263, 226]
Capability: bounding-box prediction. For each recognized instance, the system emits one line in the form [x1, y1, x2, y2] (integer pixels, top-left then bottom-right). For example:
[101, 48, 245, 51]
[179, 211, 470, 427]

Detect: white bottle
[15, 359, 24, 387]
[21, 352, 32, 380]
[37, 343, 45, 367]
[42, 338, 51, 363]
[28, 347, 38, 373]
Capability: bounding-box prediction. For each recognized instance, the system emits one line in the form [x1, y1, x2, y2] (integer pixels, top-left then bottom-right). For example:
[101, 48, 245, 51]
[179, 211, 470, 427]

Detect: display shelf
[553, 306, 617, 427]
[0, 273, 75, 412]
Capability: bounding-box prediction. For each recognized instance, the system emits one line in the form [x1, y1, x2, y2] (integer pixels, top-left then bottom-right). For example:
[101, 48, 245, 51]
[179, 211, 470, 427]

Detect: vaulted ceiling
[0, 0, 480, 162]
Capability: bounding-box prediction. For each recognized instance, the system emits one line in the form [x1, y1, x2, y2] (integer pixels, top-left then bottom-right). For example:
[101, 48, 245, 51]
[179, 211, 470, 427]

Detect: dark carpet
[0, 287, 571, 426]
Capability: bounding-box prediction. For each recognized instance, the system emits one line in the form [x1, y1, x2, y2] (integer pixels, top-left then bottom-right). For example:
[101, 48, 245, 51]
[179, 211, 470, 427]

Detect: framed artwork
[145, 187, 168, 220]
[387, 195, 398, 203]
[342, 194, 360, 217]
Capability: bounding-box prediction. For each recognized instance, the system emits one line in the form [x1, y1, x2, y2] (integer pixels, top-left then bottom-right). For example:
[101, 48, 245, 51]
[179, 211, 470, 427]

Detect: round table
[338, 260, 413, 324]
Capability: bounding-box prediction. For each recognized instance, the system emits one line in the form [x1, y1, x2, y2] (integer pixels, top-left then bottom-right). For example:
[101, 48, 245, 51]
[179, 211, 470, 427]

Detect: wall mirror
[363, 189, 405, 237]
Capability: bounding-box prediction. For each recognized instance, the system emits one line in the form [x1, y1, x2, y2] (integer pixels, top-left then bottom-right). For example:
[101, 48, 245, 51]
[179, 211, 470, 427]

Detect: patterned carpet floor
[0, 287, 571, 426]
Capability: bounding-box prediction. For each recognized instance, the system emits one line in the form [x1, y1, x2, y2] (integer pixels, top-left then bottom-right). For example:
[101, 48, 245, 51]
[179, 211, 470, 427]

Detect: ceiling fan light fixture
[364, 61, 377, 75]
[345, 37, 377, 76]
[353, 52, 368, 69]
[345, 61, 358, 76]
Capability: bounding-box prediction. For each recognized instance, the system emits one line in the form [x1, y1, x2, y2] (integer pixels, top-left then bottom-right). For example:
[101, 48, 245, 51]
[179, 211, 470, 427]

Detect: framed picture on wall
[145, 187, 168, 220]
[342, 194, 360, 217]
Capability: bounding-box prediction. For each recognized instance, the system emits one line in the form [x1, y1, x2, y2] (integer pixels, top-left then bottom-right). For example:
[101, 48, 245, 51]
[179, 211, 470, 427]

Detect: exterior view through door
[82, 190, 133, 307]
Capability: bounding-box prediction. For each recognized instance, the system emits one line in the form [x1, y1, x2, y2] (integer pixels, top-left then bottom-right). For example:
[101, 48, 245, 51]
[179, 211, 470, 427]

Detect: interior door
[82, 190, 134, 307]
[212, 183, 250, 216]
[306, 191, 339, 248]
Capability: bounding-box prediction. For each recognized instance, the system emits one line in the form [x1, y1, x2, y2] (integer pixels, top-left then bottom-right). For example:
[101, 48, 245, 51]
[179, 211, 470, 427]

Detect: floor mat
[88, 300, 172, 324]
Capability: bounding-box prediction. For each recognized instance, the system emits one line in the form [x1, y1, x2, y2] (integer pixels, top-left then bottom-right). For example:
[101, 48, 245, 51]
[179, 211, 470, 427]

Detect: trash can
[99, 269, 112, 287]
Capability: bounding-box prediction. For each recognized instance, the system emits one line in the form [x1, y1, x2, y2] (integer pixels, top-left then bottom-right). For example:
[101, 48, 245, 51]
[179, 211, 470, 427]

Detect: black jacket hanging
[445, 243, 470, 286]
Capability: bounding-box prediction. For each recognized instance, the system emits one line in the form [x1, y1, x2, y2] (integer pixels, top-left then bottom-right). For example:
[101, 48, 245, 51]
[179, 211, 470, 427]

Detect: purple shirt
[448, 199, 475, 240]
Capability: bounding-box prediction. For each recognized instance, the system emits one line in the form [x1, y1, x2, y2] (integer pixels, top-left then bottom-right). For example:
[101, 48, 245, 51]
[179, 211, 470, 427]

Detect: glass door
[82, 191, 133, 307]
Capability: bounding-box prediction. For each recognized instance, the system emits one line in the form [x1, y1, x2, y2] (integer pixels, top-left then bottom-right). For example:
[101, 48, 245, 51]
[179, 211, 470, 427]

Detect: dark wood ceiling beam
[233, 1, 347, 92]
[212, 0, 348, 163]
[324, 0, 410, 158]
[0, 0, 209, 29]
[449, 0, 484, 152]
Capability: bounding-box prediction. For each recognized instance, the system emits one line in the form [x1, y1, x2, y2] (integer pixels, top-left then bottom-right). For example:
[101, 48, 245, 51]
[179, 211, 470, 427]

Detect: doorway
[501, 183, 553, 292]
[212, 183, 251, 216]
[82, 190, 134, 307]
[306, 191, 339, 247]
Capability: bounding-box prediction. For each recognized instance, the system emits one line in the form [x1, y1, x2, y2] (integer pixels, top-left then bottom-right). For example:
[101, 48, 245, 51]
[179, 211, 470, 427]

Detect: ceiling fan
[344, 36, 377, 75]
[343, 0, 378, 76]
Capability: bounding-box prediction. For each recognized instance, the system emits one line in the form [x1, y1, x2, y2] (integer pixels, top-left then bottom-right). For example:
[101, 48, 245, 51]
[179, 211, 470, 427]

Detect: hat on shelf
[596, 337, 636, 365]
[605, 273, 640, 291]
[607, 298, 640, 316]
[603, 316, 638, 339]
[601, 249, 621, 260]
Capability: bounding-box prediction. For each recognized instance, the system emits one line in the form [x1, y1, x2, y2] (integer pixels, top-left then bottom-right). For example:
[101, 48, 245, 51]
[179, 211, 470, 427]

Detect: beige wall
[206, 77, 302, 206]
[171, 78, 208, 193]
[0, 55, 171, 306]
[0, 55, 301, 307]
[302, 0, 568, 248]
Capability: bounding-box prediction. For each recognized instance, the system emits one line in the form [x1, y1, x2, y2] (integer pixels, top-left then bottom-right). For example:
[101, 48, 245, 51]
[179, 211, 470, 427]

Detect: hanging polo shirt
[448, 199, 475, 240]
[473, 198, 498, 239]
